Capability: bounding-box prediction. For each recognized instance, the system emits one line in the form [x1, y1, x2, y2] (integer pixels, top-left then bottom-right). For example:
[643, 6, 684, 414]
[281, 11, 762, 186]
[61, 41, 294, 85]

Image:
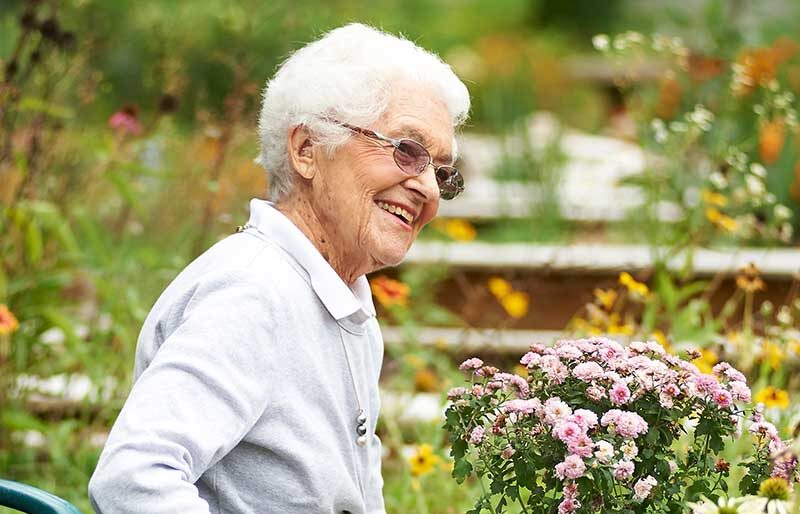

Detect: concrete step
[405, 241, 800, 279]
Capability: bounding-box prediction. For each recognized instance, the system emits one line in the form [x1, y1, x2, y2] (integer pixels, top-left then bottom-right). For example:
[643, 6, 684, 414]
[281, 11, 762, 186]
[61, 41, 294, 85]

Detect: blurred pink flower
[108, 106, 142, 136]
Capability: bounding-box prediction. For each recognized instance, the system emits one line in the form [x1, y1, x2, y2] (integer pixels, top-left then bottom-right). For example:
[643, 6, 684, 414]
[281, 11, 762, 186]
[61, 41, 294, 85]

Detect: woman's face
[308, 83, 453, 276]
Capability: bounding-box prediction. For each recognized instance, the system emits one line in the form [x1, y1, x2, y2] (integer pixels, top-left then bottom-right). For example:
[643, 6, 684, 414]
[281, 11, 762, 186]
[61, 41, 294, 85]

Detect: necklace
[338, 331, 369, 447]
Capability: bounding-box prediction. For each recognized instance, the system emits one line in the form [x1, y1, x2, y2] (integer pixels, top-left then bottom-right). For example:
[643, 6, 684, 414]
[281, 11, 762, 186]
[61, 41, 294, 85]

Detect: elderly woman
[88, 23, 470, 514]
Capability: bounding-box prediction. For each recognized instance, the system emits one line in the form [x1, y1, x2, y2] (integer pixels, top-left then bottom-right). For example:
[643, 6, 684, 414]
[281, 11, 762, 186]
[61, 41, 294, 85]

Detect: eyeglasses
[338, 122, 464, 200]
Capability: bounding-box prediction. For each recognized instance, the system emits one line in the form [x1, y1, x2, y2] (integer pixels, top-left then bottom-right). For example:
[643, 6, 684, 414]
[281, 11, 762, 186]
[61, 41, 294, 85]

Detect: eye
[395, 140, 429, 172]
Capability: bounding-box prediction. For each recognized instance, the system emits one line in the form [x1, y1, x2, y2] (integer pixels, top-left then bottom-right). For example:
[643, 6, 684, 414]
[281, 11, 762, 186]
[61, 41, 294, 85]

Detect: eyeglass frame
[332, 121, 464, 200]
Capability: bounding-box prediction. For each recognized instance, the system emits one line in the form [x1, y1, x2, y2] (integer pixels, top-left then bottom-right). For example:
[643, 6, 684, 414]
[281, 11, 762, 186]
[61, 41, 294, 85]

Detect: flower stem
[478, 474, 499, 514]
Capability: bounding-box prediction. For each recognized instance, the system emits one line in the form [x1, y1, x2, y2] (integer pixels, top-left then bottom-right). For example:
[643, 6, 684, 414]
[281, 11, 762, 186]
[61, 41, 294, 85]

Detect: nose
[404, 164, 441, 203]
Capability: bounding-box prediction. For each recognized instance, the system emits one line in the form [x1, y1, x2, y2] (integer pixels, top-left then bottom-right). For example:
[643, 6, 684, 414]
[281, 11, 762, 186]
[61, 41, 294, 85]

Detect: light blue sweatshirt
[89, 199, 386, 514]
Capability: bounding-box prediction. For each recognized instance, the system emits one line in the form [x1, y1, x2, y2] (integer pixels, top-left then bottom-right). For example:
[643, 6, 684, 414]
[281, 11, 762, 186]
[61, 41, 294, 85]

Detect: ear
[287, 125, 316, 180]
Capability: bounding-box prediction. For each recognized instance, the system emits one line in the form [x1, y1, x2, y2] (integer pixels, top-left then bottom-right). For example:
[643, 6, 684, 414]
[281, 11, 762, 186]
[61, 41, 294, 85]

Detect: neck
[276, 194, 365, 285]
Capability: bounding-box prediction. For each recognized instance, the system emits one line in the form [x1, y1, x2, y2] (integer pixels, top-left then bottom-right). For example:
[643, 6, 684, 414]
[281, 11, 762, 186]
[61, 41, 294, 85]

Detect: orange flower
[688, 53, 726, 83]
[414, 369, 439, 393]
[734, 38, 797, 96]
[655, 76, 682, 119]
[0, 305, 19, 336]
[736, 263, 765, 293]
[370, 276, 410, 308]
[759, 118, 787, 165]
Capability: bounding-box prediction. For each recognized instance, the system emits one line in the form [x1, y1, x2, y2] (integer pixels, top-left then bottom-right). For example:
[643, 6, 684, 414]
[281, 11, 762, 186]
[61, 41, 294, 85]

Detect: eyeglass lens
[392, 139, 462, 199]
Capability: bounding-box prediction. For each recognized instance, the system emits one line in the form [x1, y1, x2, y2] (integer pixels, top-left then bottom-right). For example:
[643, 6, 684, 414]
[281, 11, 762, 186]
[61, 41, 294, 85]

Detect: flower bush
[443, 337, 798, 513]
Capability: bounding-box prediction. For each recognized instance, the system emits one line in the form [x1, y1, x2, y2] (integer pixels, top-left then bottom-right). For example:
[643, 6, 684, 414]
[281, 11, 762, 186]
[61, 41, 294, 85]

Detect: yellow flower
[618, 272, 649, 298]
[439, 459, 454, 473]
[789, 339, 800, 355]
[701, 189, 728, 208]
[736, 263, 766, 293]
[413, 369, 439, 393]
[442, 219, 477, 241]
[651, 329, 672, 354]
[409, 444, 441, 477]
[726, 331, 743, 348]
[404, 354, 425, 369]
[488, 277, 512, 299]
[501, 291, 529, 319]
[759, 477, 791, 500]
[370, 275, 410, 308]
[607, 321, 635, 336]
[594, 288, 618, 311]
[695, 348, 718, 374]
[755, 386, 790, 409]
[705, 207, 739, 233]
[0, 305, 19, 336]
[761, 339, 785, 370]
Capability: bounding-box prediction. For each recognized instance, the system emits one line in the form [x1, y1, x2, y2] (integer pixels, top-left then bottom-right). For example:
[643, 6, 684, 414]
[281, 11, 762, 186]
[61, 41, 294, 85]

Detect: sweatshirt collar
[245, 198, 376, 322]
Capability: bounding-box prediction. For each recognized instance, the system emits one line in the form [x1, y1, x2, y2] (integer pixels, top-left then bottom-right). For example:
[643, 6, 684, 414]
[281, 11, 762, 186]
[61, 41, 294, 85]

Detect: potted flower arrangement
[443, 337, 798, 513]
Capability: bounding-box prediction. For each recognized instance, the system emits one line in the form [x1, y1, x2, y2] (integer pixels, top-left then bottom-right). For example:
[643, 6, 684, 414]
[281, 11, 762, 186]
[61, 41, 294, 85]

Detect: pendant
[356, 409, 368, 447]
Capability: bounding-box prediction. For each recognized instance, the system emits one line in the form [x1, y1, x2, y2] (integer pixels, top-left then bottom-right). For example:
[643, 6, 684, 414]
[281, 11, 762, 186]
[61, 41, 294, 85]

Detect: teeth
[376, 201, 415, 224]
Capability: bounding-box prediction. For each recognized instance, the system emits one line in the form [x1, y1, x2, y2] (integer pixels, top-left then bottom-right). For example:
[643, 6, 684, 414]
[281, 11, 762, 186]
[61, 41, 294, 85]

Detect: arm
[88, 272, 275, 514]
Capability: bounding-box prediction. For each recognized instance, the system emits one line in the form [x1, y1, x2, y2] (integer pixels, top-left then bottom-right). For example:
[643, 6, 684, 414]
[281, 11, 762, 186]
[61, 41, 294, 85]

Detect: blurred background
[2, 0, 800, 512]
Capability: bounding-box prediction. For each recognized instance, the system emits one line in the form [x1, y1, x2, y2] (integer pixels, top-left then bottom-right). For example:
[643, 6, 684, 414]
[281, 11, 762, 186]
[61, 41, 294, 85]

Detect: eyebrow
[391, 125, 453, 165]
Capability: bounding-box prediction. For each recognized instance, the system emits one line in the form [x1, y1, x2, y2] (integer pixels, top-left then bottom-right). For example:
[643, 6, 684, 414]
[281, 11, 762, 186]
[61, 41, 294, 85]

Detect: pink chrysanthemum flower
[613, 460, 635, 480]
[555, 455, 586, 480]
[570, 409, 599, 431]
[459, 357, 483, 371]
[573, 362, 604, 382]
[633, 475, 657, 500]
[558, 498, 580, 514]
[469, 426, 485, 445]
[554, 421, 584, 444]
[609, 382, 631, 406]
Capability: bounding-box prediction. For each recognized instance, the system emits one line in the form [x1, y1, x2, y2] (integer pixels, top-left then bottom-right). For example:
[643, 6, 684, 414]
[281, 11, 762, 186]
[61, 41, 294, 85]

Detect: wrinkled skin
[278, 82, 453, 284]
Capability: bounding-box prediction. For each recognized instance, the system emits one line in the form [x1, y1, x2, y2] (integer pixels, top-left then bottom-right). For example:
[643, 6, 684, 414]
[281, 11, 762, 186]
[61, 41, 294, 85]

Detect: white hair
[257, 23, 471, 201]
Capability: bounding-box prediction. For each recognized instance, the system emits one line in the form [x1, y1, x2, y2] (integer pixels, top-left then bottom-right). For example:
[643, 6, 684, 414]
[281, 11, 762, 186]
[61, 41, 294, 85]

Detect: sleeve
[366, 423, 387, 514]
[88, 272, 275, 514]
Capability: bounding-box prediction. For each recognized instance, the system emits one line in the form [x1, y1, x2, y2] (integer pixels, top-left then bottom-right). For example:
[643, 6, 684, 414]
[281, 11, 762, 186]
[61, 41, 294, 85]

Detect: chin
[371, 242, 411, 269]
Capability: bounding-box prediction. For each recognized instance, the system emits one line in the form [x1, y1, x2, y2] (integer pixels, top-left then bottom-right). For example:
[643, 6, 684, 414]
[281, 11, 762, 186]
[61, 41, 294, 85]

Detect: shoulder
[143, 232, 311, 335]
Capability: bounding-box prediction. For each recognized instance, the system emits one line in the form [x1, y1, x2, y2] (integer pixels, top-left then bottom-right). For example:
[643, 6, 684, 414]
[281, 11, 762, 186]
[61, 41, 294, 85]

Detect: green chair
[0, 479, 82, 514]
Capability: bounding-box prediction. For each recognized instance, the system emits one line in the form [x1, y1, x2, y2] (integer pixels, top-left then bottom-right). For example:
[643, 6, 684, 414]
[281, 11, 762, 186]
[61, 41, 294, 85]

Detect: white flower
[688, 496, 748, 514]
[688, 104, 714, 131]
[775, 204, 793, 220]
[709, 171, 728, 189]
[669, 121, 688, 133]
[750, 163, 767, 178]
[621, 440, 638, 459]
[745, 175, 766, 196]
[40, 327, 66, 346]
[633, 475, 657, 500]
[779, 223, 793, 242]
[738, 495, 793, 514]
[592, 34, 610, 51]
[777, 306, 793, 325]
[594, 440, 615, 463]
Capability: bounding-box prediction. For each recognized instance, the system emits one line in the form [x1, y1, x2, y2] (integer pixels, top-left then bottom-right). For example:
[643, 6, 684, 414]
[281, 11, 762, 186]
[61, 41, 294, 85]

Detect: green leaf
[17, 96, 74, 119]
[25, 220, 43, 264]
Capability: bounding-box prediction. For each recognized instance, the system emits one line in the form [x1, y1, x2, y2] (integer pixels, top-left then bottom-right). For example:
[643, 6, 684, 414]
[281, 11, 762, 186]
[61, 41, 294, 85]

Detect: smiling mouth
[375, 201, 416, 226]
